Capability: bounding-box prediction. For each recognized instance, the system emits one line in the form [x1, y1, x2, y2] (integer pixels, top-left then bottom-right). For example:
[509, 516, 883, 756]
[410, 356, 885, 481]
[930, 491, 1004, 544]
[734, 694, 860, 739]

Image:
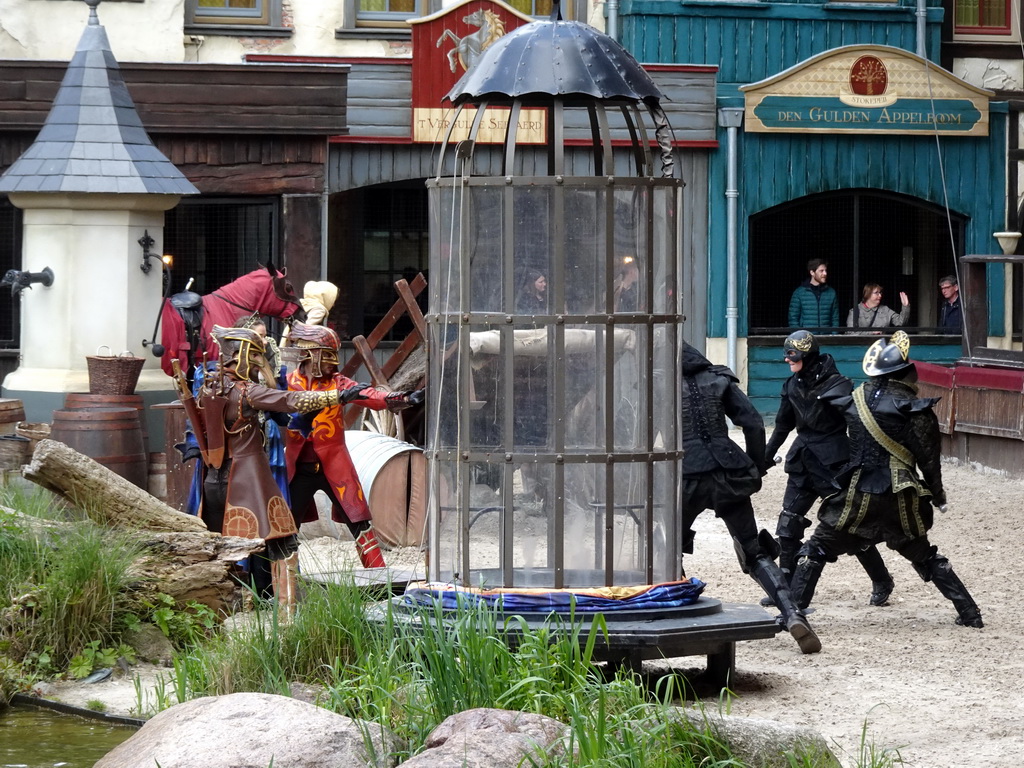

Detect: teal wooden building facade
[618, 0, 1011, 414]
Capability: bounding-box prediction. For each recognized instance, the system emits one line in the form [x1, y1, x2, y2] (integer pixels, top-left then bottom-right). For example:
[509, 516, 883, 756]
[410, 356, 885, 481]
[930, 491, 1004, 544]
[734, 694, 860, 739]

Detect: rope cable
[922, 50, 970, 350]
[421, 119, 468, 585]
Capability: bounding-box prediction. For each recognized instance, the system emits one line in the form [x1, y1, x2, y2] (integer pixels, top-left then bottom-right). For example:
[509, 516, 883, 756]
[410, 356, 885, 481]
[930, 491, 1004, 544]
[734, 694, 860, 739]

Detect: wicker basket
[87, 346, 146, 396]
[15, 421, 50, 452]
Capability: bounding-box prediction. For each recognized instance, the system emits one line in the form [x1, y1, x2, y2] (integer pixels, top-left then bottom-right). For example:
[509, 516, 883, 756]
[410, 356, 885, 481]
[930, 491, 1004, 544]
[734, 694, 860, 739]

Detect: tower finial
[84, 0, 101, 25]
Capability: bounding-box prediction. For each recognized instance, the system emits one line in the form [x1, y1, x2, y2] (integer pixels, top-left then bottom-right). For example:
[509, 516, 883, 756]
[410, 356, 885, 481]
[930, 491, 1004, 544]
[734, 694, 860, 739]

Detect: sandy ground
[40, 441, 1023, 768]
[667, 450, 1022, 768]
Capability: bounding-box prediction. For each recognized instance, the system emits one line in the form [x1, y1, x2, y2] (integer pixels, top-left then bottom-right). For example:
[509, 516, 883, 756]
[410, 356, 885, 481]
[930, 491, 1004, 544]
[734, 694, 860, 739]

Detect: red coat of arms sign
[409, 0, 542, 143]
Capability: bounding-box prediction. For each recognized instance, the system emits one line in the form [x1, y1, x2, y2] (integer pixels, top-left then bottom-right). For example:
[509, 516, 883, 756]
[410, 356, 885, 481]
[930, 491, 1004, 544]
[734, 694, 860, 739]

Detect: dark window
[507, 0, 555, 16]
[163, 197, 280, 297]
[333, 184, 428, 341]
[749, 190, 964, 332]
[0, 199, 22, 349]
[357, 0, 422, 24]
[190, 0, 271, 22]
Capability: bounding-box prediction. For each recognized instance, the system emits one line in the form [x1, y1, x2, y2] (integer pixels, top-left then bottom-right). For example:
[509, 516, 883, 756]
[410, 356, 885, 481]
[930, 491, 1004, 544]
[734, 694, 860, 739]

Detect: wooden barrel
[49, 407, 148, 488]
[148, 451, 168, 501]
[64, 393, 148, 454]
[152, 401, 191, 513]
[0, 434, 30, 471]
[0, 399, 26, 436]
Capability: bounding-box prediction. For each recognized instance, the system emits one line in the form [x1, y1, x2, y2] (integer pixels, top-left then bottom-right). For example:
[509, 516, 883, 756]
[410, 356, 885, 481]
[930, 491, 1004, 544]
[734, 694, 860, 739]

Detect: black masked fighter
[763, 330, 894, 607]
[789, 331, 982, 629]
[680, 343, 821, 654]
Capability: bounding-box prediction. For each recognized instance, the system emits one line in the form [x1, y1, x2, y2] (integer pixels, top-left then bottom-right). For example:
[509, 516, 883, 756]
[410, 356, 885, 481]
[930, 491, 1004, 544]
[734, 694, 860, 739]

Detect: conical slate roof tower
[0, 0, 197, 196]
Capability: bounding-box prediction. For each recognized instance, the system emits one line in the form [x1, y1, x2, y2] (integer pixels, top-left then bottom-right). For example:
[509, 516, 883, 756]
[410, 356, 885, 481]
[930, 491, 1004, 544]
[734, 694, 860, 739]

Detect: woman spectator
[847, 283, 909, 330]
[515, 269, 548, 314]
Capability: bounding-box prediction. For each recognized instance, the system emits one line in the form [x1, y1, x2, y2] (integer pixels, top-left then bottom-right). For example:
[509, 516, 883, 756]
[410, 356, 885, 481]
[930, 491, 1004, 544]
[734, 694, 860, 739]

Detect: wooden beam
[396, 278, 428, 341]
[338, 272, 426, 379]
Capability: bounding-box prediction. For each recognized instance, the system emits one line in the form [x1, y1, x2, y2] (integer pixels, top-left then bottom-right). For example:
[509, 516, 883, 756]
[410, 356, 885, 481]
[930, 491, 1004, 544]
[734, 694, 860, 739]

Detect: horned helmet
[211, 325, 274, 383]
[783, 330, 819, 364]
[289, 321, 341, 378]
[862, 330, 914, 378]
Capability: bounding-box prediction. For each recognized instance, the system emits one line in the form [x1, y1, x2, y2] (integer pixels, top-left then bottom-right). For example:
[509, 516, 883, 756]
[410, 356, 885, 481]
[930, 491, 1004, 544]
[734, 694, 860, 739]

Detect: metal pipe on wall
[607, 0, 618, 40]
[718, 108, 743, 373]
[321, 157, 330, 278]
[916, 0, 927, 59]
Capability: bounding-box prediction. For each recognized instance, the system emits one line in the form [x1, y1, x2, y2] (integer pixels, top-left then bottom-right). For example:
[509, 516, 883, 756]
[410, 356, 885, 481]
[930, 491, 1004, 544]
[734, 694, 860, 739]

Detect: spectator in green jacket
[788, 258, 839, 330]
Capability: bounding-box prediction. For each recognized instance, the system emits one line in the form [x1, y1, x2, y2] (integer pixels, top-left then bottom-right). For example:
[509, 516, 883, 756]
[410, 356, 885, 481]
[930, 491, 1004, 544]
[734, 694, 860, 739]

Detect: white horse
[436, 8, 505, 73]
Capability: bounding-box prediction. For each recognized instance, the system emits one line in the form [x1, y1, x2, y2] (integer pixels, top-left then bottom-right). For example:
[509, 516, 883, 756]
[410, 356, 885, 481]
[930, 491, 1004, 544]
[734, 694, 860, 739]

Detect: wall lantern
[139, 230, 172, 273]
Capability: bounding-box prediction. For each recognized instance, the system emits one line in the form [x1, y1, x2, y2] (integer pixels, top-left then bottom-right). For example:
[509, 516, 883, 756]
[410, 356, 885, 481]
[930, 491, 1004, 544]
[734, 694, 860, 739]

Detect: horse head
[463, 8, 486, 27]
[263, 262, 304, 321]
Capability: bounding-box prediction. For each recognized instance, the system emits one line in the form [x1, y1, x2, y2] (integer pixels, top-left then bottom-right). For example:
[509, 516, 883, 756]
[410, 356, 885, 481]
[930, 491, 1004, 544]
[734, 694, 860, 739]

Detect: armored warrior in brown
[185, 325, 362, 607]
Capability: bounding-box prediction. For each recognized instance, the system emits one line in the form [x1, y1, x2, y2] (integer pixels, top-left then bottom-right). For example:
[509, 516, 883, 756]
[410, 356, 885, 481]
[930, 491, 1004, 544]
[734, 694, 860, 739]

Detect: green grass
[0, 490, 145, 674]
[164, 579, 902, 767]
[85, 698, 108, 713]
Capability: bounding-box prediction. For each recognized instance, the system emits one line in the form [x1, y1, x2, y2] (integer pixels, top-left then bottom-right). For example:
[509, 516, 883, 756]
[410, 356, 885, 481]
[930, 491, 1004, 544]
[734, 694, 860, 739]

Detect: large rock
[122, 623, 175, 666]
[401, 708, 568, 768]
[671, 708, 840, 768]
[94, 692, 393, 768]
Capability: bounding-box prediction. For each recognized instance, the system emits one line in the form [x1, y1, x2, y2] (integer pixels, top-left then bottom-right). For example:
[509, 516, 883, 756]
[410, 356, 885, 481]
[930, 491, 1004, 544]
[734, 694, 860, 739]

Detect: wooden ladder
[339, 272, 427, 428]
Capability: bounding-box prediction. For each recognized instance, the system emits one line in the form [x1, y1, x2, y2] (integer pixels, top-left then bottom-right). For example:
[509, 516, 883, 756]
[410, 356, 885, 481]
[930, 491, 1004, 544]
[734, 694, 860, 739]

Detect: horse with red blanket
[157, 264, 304, 377]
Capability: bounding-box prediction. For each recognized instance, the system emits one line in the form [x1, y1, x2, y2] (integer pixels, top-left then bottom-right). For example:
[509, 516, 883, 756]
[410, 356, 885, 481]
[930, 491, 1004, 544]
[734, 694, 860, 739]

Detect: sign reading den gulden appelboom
[741, 44, 993, 136]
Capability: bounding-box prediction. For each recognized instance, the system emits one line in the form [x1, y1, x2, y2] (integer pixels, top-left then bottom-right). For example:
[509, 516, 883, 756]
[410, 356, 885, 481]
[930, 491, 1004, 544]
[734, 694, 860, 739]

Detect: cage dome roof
[447, 19, 663, 106]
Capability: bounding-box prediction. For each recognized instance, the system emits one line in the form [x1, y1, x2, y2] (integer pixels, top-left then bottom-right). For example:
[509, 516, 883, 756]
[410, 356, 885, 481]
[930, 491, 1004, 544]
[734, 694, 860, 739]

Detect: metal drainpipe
[916, 0, 927, 58]
[607, 0, 618, 41]
[718, 108, 744, 373]
[321, 148, 330, 278]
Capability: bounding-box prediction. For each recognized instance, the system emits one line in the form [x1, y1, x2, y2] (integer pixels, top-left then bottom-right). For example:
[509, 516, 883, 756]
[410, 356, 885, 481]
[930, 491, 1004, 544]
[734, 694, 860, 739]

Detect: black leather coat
[766, 353, 851, 470]
[681, 344, 766, 475]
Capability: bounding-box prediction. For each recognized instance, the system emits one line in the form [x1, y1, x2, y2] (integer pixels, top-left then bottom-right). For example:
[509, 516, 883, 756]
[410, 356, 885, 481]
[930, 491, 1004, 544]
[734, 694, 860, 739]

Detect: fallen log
[23, 439, 207, 533]
[132, 531, 266, 615]
[21, 440, 278, 613]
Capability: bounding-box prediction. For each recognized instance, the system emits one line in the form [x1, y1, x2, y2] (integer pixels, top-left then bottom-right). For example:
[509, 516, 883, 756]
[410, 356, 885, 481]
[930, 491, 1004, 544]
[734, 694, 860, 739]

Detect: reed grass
[0, 491, 144, 672]
[167, 580, 900, 766]
[0, 502, 904, 768]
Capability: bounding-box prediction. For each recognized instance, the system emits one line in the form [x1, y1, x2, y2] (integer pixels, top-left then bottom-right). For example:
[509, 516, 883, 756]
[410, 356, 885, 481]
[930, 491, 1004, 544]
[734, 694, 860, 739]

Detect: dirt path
[669, 452, 1022, 768]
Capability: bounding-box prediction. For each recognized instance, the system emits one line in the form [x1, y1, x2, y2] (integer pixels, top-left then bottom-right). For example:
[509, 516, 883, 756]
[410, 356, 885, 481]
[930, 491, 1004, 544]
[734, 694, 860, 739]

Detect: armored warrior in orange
[284, 322, 423, 568]
[191, 325, 360, 606]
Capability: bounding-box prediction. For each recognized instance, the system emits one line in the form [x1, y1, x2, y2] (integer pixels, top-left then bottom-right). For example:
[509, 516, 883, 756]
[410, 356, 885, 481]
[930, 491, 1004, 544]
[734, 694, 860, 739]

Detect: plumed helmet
[211, 325, 266, 381]
[289, 321, 341, 378]
[784, 330, 819, 363]
[862, 330, 913, 377]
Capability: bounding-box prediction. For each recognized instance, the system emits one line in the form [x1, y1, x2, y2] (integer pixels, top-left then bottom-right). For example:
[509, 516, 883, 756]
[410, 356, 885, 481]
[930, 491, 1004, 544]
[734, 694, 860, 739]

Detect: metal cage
[425, 17, 684, 590]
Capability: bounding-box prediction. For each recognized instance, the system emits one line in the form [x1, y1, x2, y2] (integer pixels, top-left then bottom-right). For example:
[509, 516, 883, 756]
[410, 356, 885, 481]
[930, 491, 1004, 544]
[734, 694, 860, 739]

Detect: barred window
[163, 198, 280, 297]
[0, 199, 21, 349]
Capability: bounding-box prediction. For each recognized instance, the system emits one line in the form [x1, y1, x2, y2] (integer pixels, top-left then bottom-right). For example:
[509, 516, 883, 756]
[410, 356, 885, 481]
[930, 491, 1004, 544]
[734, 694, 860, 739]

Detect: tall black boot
[788, 551, 825, 611]
[759, 535, 801, 607]
[855, 546, 895, 606]
[778, 536, 803, 580]
[750, 557, 821, 654]
[915, 553, 983, 628]
[761, 536, 798, 606]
